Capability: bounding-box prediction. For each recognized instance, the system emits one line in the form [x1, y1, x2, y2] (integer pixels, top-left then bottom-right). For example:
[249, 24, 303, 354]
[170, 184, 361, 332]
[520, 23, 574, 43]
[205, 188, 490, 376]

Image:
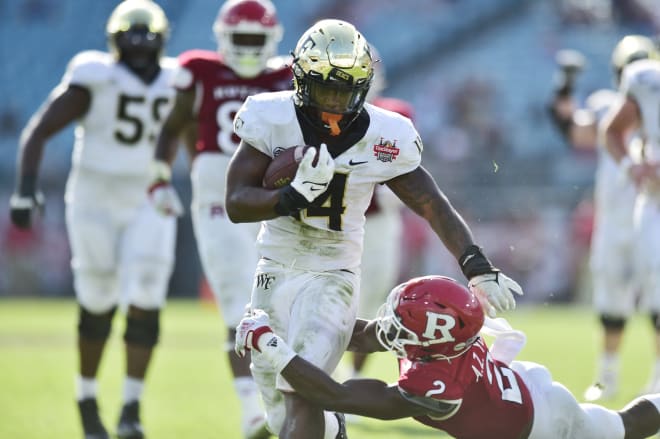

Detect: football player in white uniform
[9, 2, 177, 438]
[549, 35, 656, 401]
[225, 19, 524, 439]
[604, 45, 660, 398]
[149, 1, 290, 437]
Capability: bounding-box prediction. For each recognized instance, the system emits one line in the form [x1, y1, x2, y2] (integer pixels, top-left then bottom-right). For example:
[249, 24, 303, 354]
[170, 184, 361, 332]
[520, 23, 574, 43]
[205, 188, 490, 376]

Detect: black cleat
[116, 401, 145, 439]
[334, 412, 348, 439]
[78, 398, 109, 439]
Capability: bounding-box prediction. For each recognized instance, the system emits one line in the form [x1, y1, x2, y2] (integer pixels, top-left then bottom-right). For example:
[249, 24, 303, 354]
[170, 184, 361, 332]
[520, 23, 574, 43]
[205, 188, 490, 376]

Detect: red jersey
[177, 49, 293, 156]
[398, 337, 533, 439]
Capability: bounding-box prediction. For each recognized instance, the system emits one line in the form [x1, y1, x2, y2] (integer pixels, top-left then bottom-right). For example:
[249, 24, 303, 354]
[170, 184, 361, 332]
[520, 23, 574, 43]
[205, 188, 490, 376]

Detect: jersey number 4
[295, 173, 347, 231]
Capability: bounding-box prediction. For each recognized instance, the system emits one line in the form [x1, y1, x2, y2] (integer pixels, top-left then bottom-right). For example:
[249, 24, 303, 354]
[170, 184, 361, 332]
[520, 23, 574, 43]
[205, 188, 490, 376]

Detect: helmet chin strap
[321, 112, 343, 136]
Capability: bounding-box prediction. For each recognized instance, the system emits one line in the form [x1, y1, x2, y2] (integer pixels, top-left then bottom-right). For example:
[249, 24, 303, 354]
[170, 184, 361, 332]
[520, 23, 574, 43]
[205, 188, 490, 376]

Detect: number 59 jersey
[62, 50, 176, 177]
[234, 90, 422, 271]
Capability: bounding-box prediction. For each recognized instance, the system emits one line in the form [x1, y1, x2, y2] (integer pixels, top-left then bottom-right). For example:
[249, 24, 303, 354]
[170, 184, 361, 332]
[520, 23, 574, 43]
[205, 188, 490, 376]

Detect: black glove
[9, 175, 44, 229]
[274, 185, 311, 216]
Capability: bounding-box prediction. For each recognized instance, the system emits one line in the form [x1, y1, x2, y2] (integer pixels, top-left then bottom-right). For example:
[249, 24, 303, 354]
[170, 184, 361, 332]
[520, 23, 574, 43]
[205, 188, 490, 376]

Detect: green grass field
[0, 299, 654, 438]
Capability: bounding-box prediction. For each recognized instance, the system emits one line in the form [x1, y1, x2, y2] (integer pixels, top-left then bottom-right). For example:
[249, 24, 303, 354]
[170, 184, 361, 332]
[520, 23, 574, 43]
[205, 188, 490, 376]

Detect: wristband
[256, 333, 297, 374]
[150, 160, 172, 183]
[459, 245, 498, 279]
[274, 185, 311, 216]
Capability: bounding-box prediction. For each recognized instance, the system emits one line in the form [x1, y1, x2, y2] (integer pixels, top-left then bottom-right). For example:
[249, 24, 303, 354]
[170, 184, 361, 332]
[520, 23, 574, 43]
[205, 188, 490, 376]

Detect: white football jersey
[234, 91, 422, 271]
[587, 89, 636, 227]
[61, 50, 177, 176]
[621, 59, 660, 165]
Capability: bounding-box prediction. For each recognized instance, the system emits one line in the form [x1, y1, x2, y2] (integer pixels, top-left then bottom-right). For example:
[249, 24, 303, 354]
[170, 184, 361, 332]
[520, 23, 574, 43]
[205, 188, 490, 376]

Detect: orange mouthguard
[321, 112, 343, 136]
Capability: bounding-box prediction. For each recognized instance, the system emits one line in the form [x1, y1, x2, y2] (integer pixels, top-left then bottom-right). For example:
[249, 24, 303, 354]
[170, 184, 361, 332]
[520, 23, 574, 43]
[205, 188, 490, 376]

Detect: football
[262, 145, 316, 189]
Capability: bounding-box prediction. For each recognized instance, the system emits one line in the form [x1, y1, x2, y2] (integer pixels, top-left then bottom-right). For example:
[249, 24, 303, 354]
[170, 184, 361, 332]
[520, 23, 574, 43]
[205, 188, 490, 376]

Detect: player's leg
[636, 197, 660, 395]
[192, 201, 268, 438]
[66, 194, 122, 439]
[513, 361, 627, 439]
[278, 269, 358, 439]
[585, 225, 635, 401]
[116, 201, 176, 439]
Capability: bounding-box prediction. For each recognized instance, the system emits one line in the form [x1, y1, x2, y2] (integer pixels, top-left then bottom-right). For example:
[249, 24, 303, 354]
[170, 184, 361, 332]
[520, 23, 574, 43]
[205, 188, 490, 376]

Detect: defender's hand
[290, 143, 335, 202]
[235, 309, 274, 358]
[9, 191, 44, 229]
[468, 272, 523, 318]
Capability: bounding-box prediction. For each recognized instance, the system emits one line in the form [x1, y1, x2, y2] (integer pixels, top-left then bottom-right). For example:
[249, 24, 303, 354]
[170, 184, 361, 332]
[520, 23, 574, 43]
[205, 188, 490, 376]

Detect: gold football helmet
[292, 19, 373, 135]
[611, 35, 657, 85]
[106, 0, 169, 68]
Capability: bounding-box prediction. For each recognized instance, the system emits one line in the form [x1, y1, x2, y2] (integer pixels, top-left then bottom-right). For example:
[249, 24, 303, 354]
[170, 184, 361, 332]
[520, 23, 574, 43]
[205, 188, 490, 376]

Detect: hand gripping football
[262, 145, 316, 189]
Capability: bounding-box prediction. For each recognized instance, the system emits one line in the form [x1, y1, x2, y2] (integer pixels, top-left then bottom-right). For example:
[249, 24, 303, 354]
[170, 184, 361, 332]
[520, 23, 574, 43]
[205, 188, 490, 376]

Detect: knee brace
[600, 315, 626, 331]
[78, 306, 116, 341]
[651, 313, 660, 332]
[124, 309, 160, 348]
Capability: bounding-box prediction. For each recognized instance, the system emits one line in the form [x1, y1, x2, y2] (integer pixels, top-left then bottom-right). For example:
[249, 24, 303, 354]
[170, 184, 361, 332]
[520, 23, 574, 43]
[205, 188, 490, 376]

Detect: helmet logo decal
[373, 138, 400, 162]
[422, 312, 456, 342]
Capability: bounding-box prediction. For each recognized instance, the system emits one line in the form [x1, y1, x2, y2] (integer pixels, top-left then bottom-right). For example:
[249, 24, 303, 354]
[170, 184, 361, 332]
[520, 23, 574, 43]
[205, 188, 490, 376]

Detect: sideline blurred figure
[10, 1, 177, 438]
[603, 38, 660, 398]
[549, 35, 656, 401]
[149, 0, 291, 437]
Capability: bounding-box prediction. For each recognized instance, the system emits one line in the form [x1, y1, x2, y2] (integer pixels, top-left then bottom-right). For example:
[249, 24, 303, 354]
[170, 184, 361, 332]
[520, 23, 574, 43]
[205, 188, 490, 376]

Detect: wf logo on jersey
[256, 273, 275, 291]
[373, 138, 400, 162]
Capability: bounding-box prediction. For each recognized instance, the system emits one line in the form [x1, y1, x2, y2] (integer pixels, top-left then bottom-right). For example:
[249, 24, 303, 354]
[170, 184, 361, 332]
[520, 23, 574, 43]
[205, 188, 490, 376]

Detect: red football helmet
[376, 275, 485, 361]
[213, 0, 283, 78]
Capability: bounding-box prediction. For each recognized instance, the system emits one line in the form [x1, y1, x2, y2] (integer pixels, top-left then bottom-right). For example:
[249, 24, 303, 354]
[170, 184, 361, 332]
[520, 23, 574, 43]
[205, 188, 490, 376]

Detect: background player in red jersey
[237, 275, 660, 439]
[149, 1, 291, 437]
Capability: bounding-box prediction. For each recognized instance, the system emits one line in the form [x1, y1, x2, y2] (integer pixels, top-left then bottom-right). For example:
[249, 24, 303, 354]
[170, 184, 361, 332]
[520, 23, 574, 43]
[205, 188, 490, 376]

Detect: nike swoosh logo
[302, 181, 328, 192]
[349, 159, 368, 166]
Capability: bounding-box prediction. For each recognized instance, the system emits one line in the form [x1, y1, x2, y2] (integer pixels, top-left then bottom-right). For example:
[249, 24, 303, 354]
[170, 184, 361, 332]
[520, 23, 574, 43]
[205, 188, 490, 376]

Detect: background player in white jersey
[226, 19, 523, 439]
[549, 35, 657, 401]
[604, 46, 660, 398]
[149, 1, 290, 437]
[9, 2, 176, 438]
[236, 276, 660, 439]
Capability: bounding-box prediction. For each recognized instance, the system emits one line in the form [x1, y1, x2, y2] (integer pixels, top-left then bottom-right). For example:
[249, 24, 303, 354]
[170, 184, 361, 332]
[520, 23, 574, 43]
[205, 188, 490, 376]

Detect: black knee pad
[124, 310, 160, 348]
[599, 314, 626, 331]
[651, 313, 660, 331]
[78, 306, 116, 341]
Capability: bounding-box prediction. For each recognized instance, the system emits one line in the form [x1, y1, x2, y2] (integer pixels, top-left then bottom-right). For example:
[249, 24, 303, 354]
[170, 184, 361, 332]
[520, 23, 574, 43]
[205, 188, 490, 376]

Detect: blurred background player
[9, 1, 177, 438]
[149, 0, 291, 437]
[236, 276, 660, 439]
[603, 42, 660, 398]
[347, 49, 412, 381]
[548, 35, 656, 402]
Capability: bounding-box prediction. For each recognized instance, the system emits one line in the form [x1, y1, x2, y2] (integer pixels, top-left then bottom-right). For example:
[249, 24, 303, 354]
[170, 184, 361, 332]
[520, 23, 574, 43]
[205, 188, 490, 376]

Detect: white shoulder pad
[620, 59, 660, 100]
[585, 88, 619, 116]
[63, 50, 114, 88]
[171, 64, 194, 89]
[159, 56, 179, 72]
[234, 91, 296, 155]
